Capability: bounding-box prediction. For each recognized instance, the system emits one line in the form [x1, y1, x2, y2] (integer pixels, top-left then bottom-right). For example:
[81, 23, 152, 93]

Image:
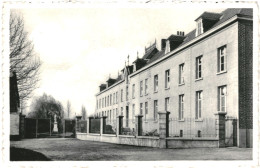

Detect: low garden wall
[166, 138, 218, 148]
[76, 133, 159, 148]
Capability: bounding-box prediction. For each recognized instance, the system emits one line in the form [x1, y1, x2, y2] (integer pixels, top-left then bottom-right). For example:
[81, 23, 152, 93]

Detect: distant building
[94, 8, 253, 148]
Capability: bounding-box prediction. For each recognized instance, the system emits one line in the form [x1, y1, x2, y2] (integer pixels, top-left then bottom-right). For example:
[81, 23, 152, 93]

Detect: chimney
[177, 31, 185, 36]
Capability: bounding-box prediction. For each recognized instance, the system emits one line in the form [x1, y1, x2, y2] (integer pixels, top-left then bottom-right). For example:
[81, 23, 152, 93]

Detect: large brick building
[94, 8, 253, 148]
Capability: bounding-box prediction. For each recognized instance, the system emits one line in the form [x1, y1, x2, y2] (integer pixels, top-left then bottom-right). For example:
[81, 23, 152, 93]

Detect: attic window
[165, 40, 170, 54]
[196, 19, 203, 36]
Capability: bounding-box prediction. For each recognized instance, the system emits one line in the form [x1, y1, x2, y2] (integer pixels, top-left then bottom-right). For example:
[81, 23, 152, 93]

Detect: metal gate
[225, 117, 237, 147]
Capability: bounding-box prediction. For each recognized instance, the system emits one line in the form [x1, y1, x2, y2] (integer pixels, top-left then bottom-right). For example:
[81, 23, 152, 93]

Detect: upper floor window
[116, 92, 118, 104]
[179, 64, 185, 85]
[218, 86, 227, 112]
[110, 94, 112, 106]
[121, 89, 123, 102]
[145, 79, 148, 95]
[154, 75, 158, 92]
[196, 91, 203, 119]
[113, 93, 115, 105]
[218, 46, 227, 73]
[132, 104, 135, 122]
[126, 86, 129, 101]
[107, 96, 109, 106]
[132, 84, 135, 99]
[145, 102, 148, 121]
[121, 107, 123, 116]
[140, 103, 143, 115]
[154, 100, 158, 121]
[165, 97, 170, 112]
[105, 97, 106, 107]
[179, 95, 184, 120]
[196, 56, 202, 79]
[140, 81, 143, 97]
[165, 69, 170, 89]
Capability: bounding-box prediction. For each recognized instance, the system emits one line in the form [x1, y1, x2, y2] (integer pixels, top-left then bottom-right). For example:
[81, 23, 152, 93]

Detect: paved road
[10, 138, 252, 161]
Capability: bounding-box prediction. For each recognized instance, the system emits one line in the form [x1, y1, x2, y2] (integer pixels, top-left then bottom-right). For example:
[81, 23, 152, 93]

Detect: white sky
[17, 6, 225, 117]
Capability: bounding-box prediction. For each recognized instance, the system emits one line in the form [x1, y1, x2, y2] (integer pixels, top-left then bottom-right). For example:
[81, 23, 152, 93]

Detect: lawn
[10, 138, 252, 161]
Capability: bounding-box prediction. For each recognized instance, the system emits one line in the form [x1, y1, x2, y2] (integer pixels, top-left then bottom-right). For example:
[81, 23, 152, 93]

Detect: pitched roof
[180, 8, 253, 47]
[195, 12, 222, 21]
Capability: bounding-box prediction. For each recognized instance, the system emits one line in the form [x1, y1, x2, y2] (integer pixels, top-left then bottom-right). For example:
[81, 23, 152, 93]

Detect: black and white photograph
[1, 0, 259, 167]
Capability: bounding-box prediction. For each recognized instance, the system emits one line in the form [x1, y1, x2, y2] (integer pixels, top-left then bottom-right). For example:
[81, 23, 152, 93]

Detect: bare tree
[81, 105, 87, 120]
[66, 100, 71, 119]
[9, 12, 42, 112]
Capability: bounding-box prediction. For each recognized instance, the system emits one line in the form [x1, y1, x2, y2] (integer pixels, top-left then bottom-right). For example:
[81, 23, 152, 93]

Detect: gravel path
[10, 138, 252, 161]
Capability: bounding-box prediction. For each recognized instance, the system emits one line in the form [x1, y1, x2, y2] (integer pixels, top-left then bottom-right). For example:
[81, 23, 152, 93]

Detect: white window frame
[165, 69, 170, 89]
[179, 95, 184, 120]
[132, 104, 135, 123]
[145, 78, 148, 95]
[196, 56, 202, 79]
[218, 86, 227, 112]
[132, 84, 135, 99]
[197, 19, 203, 36]
[154, 100, 158, 121]
[218, 45, 227, 73]
[121, 89, 123, 102]
[196, 91, 203, 119]
[165, 97, 170, 112]
[179, 64, 185, 84]
[145, 102, 148, 121]
[140, 81, 143, 97]
[154, 75, 158, 92]
[140, 103, 143, 115]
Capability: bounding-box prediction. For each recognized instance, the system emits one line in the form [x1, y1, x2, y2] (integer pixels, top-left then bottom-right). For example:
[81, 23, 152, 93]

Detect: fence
[24, 118, 76, 138]
[168, 118, 217, 138]
[77, 120, 88, 133]
[77, 113, 238, 148]
[89, 118, 100, 133]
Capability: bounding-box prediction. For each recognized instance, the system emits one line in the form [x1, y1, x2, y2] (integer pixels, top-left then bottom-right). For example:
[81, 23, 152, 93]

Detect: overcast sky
[17, 6, 225, 117]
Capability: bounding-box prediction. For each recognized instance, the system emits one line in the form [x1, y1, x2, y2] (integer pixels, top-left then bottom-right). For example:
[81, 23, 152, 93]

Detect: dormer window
[197, 19, 203, 36]
[165, 40, 170, 54]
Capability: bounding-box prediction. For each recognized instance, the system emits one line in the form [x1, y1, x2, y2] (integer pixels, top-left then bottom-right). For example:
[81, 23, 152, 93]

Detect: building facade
[94, 8, 253, 148]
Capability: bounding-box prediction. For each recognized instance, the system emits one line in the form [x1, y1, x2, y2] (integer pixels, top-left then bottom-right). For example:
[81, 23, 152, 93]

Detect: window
[154, 100, 158, 121]
[105, 97, 106, 107]
[179, 95, 184, 120]
[218, 86, 227, 112]
[126, 108, 129, 127]
[165, 97, 170, 112]
[154, 75, 158, 92]
[116, 108, 118, 116]
[102, 98, 104, 108]
[107, 96, 109, 106]
[196, 56, 202, 79]
[116, 92, 118, 104]
[197, 19, 203, 36]
[145, 79, 148, 95]
[113, 93, 115, 105]
[165, 70, 170, 89]
[140, 81, 143, 96]
[196, 91, 203, 119]
[179, 64, 185, 84]
[218, 46, 227, 72]
[140, 103, 143, 115]
[110, 94, 112, 105]
[145, 102, 148, 121]
[165, 40, 170, 53]
[121, 107, 123, 116]
[126, 86, 129, 101]
[113, 109, 115, 120]
[132, 84, 135, 99]
[132, 104, 135, 122]
[121, 89, 123, 102]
